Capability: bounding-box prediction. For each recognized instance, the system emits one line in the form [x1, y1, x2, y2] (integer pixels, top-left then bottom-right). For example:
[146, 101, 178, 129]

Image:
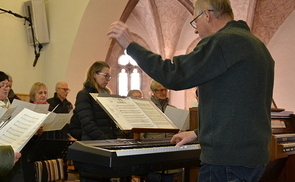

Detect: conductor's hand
[170, 131, 197, 147]
[107, 21, 132, 49]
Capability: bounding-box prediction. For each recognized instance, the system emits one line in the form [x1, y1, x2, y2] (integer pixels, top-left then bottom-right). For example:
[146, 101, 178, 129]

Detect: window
[118, 52, 142, 96]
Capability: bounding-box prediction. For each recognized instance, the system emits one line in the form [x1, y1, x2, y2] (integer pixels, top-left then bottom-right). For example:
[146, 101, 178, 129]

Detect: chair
[28, 139, 74, 182]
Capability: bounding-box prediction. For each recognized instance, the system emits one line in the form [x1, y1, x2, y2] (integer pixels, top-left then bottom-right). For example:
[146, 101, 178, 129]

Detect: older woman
[19, 82, 49, 182]
[150, 80, 170, 112]
[0, 71, 22, 181]
[29, 82, 49, 104]
[0, 71, 11, 108]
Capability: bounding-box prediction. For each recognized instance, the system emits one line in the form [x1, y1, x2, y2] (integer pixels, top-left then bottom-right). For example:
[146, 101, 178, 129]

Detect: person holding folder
[0, 146, 21, 177]
[0, 71, 23, 181]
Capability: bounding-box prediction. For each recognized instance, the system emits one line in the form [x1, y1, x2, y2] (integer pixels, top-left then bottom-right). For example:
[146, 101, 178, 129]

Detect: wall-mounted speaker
[23, 0, 49, 45]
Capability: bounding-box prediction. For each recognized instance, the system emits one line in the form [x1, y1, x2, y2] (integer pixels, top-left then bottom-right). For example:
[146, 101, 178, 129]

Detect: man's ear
[204, 9, 212, 22]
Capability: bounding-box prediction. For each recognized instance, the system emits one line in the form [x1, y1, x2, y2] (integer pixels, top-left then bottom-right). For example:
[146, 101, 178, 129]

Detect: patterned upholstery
[35, 158, 64, 182]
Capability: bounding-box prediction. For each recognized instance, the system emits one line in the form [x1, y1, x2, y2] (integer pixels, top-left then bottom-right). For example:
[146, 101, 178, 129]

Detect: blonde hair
[84, 61, 111, 94]
[150, 80, 164, 91]
[194, 0, 234, 19]
[29, 82, 47, 102]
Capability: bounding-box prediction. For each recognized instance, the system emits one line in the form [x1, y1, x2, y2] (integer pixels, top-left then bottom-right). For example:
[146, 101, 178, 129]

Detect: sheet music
[10, 99, 49, 118]
[96, 96, 177, 130]
[43, 111, 73, 131]
[132, 99, 176, 128]
[0, 108, 47, 152]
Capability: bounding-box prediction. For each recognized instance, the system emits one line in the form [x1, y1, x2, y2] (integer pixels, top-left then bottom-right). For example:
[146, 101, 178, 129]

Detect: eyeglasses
[154, 89, 168, 92]
[0, 84, 11, 89]
[190, 9, 214, 29]
[96, 72, 112, 80]
[58, 88, 71, 92]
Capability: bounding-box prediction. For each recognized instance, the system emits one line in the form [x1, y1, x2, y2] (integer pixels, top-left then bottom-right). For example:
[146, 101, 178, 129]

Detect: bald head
[55, 82, 70, 101]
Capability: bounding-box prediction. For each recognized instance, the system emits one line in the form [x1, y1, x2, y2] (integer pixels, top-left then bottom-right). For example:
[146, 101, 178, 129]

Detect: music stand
[28, 139, 74, 162]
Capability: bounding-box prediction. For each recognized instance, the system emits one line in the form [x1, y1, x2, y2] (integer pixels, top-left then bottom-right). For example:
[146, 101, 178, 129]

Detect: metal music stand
[28, 139, 74, 162]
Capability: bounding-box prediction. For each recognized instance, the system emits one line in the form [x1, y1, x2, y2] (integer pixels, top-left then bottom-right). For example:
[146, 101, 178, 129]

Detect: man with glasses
[47, 82, 73, 113]
[47, 82, 73, 139]
[108, 0, 274, 181]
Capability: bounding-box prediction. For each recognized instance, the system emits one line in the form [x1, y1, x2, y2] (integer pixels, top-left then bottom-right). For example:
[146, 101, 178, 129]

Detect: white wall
[0, 0, 128, 104]
[64, 0, 128, 103]
[0, 0, 43, 95]
[267, 10, 295, 111]
[0, 0, 89, 103]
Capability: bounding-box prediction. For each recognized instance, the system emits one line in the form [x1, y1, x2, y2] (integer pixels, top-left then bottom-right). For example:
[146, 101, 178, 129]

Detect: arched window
[118, 51, 142, 96]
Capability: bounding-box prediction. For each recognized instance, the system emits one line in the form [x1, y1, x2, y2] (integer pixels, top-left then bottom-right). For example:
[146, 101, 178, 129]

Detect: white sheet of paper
[11, 99, 49, 118]
[43, 111, 73, 131]
[164, 105, 190, 131]
[0, 107, 17, 122]
[0, 108, 48, 152]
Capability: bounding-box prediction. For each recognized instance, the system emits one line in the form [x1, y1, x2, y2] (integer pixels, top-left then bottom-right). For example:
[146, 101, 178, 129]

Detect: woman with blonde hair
[29, 82, 48, 104]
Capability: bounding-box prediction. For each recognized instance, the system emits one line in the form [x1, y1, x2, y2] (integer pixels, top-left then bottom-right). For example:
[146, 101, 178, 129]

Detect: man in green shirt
[108, 0, 274, 181]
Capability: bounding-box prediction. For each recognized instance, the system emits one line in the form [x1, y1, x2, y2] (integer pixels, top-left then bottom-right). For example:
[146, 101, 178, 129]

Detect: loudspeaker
[23, 0, 49, 45]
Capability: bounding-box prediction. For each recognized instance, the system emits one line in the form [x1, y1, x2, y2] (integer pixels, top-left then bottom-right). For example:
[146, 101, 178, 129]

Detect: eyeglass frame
[0, 84, 11, 89]
[58, 88, 71, 92]
[96, 71, 112, 80]
[190, 9, 214, 29]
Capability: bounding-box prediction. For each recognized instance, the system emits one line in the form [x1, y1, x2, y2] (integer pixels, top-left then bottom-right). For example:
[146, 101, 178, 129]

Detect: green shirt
[126, 20, 274, 166]
[0, 145, 14, 176]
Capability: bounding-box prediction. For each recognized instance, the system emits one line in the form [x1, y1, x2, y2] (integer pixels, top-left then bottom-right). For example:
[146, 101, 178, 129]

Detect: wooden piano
[270, 114, 295, 161]
[189, 104, 295, 182]
[260, 103, 295, 182]
[67, 138, 201, 181]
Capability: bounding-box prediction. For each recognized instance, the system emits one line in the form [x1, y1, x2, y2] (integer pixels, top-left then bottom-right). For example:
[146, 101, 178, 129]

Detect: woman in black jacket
[70, 61, 129, 182]
[70, 61, 125, 141]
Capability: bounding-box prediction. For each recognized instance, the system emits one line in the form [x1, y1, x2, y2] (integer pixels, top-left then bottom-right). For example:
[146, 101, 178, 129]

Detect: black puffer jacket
[69, 82, 125, 140]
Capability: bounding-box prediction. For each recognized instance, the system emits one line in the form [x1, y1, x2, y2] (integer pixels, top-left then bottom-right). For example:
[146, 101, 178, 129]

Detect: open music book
[0, 108, 48, 152]
[93, 94, 178, 131]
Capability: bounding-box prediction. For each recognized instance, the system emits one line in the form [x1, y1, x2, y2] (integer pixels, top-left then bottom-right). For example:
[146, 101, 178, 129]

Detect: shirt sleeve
[0, 145, 14, 177]
[126, 38, 227, 90]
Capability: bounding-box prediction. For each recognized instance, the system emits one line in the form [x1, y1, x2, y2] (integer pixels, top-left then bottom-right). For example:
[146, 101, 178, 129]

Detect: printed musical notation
[0, 108, 47, 152]
[95, 96, 177, 131]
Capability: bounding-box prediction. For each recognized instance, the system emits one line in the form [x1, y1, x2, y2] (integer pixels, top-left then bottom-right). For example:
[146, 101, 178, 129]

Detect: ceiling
[107, 0, 197, 61]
